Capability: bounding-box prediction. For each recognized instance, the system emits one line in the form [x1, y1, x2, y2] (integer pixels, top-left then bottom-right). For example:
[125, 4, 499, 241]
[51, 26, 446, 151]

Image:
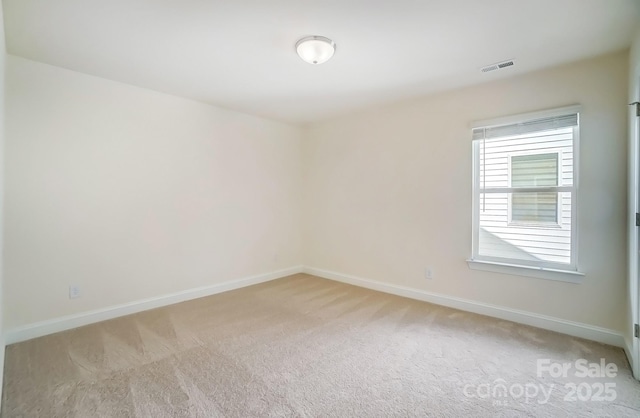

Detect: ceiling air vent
[481, 59, 515, 73]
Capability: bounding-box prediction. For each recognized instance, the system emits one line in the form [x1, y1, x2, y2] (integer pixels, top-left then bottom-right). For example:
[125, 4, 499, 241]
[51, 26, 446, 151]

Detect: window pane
[474, 122, 575, 268]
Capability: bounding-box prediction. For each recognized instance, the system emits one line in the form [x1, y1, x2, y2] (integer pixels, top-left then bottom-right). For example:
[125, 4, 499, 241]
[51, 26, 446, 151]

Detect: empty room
[1, 0, 640, 416]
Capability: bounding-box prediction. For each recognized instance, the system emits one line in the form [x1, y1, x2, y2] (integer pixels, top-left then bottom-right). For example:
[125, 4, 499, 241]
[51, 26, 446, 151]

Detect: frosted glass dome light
[296, 36, 336, 65]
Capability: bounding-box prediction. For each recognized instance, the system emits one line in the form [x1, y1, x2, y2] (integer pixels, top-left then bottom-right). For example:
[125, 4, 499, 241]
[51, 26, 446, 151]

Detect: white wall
[4, 56, 303, 329]
[303, 51, 628, 331]
[2, 47, 631, 343]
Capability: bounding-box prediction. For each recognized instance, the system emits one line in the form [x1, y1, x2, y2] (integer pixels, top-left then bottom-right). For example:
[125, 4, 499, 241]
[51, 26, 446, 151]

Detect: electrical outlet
[69, 285, 81, 299]
[426, 267, 434, 279]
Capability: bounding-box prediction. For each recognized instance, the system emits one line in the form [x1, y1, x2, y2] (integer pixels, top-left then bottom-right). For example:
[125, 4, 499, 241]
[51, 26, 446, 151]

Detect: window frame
[469, 105, 582, 280]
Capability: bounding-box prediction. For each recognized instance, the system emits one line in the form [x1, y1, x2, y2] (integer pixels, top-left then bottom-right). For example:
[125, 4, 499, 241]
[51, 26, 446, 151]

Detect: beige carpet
[2, 273, 640, 417]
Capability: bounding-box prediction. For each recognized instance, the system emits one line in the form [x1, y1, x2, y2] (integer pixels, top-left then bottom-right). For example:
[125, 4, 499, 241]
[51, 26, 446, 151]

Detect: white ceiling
[4, 0, 639, 125]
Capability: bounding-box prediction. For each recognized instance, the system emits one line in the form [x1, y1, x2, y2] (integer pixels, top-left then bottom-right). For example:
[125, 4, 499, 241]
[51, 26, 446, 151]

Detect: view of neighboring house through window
[510, 152, 559, 224]
[471, 107, 579, 270]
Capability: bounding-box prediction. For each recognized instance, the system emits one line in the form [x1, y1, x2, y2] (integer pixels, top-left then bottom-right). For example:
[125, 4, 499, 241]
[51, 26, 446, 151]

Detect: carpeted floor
[2, 273, 640, 417]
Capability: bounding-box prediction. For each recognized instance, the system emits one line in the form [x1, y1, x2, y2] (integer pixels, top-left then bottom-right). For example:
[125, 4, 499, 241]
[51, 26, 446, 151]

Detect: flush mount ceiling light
[295, 36, 336, 65]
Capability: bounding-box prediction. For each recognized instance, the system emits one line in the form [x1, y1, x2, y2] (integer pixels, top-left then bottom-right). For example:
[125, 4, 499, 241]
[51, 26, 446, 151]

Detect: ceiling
[4, 0, 639, 125]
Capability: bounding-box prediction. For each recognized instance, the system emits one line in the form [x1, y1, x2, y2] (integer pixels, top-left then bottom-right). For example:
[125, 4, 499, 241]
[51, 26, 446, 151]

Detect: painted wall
[4, 56, 303, 329]
[2, 47, 631, 340]
[303, 51, 628, 331]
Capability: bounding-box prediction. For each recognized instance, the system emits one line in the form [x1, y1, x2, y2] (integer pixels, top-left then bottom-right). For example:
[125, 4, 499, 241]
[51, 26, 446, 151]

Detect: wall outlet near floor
[69, 284, 81, 299]
[425, 267, 434, 279]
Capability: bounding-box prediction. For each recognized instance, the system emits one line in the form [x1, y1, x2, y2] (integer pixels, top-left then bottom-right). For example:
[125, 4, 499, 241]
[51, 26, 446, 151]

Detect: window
[470, 106, 580, 275]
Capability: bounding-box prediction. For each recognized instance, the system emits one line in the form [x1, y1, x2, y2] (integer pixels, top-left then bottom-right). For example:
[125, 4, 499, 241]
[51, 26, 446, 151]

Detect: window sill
[466, 259, 584, 284]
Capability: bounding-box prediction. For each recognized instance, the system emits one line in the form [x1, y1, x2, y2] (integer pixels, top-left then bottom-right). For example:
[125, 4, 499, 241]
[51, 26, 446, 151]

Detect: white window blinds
[472, 113, 579, 141]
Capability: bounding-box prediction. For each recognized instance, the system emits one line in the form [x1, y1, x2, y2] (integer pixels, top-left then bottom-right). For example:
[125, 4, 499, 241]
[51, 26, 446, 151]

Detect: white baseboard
[4, 265, 626, 351]
[5, 266, 304, 345]
[304, 266, 626, 348]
